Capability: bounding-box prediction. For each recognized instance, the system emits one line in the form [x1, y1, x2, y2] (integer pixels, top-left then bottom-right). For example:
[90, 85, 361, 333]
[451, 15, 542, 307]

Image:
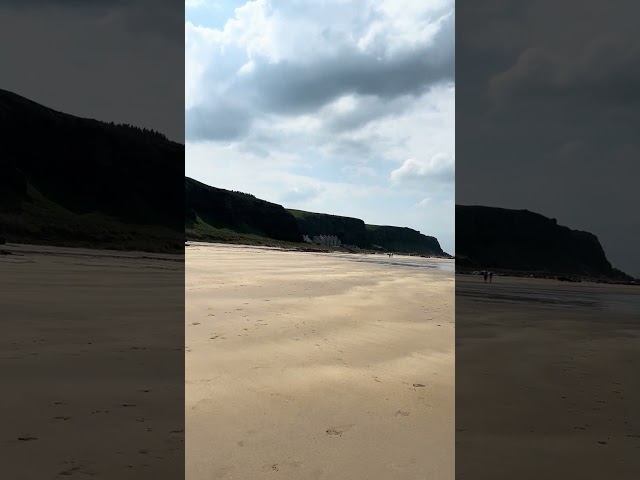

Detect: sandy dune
[1, 244, 184, 479]
[186, 243, 455, 480]
[456, 274, 640, 479]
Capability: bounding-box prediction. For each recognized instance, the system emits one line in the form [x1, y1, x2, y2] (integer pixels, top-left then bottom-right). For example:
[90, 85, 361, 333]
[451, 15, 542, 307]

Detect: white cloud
[390, 153, 455, 184]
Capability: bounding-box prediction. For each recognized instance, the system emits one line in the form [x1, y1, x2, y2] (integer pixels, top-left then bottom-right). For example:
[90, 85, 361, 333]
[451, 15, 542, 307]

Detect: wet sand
[186, 243, 454, 480]
[1, 244, 184, 479]
[456, 274, 640, 479]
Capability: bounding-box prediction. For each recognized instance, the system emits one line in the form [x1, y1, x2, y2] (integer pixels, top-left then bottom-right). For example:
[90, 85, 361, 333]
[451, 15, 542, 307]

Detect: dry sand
[456, 274, 640, 479]
[1, 244, 184, 479]
[186, 243, 455, 480]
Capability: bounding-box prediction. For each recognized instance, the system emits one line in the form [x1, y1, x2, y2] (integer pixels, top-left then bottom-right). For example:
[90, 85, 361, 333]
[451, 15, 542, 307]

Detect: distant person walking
[483, 271, 488, 283]
[489, 271, 493, 283]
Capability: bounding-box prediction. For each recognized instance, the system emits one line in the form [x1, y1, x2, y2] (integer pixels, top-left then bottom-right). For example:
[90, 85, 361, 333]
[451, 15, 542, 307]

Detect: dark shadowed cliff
[456, 205, 631, 280]
[0, 89, 184, 252]
[185, 177, 302, 243]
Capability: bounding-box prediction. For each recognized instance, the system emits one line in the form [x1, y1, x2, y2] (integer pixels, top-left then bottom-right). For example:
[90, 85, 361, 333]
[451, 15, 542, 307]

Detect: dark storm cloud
[457, 0, 640, 276]
[0, 0, 184, 141]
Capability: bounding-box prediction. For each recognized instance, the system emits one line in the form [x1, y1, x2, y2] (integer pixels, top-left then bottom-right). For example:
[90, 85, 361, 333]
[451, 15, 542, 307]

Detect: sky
[456, 0, 640, 277]
[0, 0, 184, 142]
[185, 0, 456, 255]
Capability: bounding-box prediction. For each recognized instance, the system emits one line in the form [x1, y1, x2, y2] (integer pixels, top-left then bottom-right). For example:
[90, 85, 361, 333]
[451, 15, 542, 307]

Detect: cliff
[184, 179, 447, 256]
[0, 89, 183, 252]
[456, 205, 631, 280]
[185, 177, 301, 243]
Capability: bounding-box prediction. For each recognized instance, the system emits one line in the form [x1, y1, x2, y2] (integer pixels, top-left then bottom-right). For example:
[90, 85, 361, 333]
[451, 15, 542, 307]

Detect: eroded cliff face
[456, 205, 629, 279]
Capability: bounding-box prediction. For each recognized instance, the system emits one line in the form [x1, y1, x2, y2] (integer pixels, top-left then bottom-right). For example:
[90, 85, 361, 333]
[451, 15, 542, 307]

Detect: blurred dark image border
[0, 2, 185, 479]
[456, 1, 640, 478]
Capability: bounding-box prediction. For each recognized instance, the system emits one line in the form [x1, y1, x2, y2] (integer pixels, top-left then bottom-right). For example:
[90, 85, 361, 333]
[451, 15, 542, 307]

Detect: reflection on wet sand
[456, 274, 640, 480]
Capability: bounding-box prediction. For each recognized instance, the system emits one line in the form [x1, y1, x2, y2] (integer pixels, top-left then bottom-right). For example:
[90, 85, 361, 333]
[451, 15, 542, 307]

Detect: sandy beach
[1, 244, 184, 479]
[456, 274, 640, 479]
[186, 243, 454, 480]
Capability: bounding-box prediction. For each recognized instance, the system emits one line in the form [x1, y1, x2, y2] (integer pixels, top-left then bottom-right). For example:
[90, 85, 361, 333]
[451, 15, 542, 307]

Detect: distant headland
[456, 205, 636, 284]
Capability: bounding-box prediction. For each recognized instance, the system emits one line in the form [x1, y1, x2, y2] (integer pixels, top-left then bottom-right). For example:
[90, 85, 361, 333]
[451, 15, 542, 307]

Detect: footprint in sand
[325, 424, 355, 437]
[58, 465, 82, 476]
